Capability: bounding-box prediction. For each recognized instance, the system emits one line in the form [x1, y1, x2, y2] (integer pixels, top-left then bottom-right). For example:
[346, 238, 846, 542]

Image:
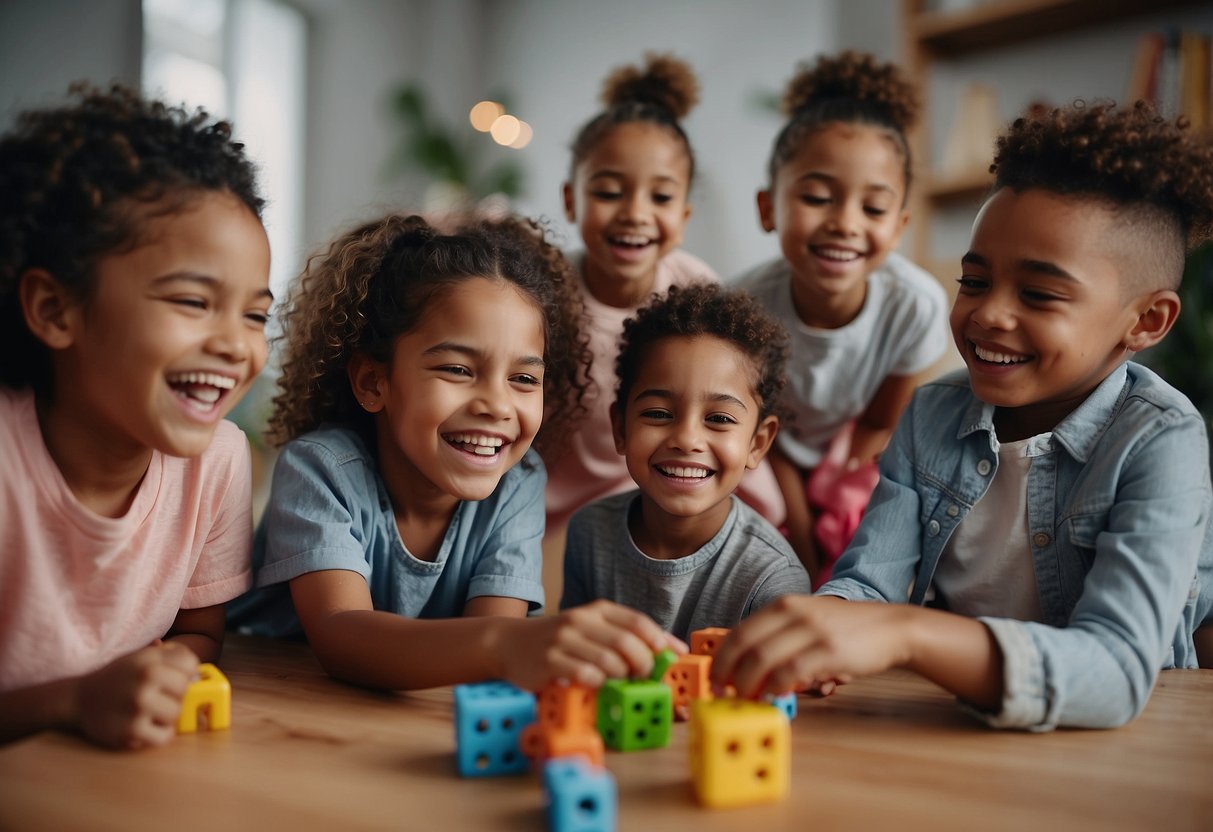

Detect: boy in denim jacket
[711, 101, 1213, 730]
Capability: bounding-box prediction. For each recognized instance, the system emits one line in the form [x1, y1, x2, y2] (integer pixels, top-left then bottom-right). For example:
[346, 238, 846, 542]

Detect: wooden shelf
[911, 0, 1200, 58]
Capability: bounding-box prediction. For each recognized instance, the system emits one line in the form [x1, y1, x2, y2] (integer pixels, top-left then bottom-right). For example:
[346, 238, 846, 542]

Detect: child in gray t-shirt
[560, 284, 811, 641]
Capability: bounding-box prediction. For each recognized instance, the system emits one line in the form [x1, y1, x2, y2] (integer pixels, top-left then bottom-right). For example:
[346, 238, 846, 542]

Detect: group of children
[2, 47, 1211, 750]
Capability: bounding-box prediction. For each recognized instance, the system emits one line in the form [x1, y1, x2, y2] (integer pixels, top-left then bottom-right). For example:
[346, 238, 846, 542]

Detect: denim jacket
[819, 362, 1213, 731]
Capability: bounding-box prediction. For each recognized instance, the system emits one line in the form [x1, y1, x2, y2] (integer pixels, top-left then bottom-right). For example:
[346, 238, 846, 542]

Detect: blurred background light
[489, 113, 520, 145]
[469, 99, 503, 131]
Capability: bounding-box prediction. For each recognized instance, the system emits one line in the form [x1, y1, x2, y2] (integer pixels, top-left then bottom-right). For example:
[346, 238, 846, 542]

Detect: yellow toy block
[688, 698, 789, 809]
[176, 663, 231, 734]
[689, 627, 730, 657]
[663, 654, 713, 719]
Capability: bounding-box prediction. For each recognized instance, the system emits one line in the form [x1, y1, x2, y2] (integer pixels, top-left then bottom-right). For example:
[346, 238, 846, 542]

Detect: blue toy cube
[772, 692, 798, 720]
[543, 757, 617, 832]
[596, 678, 672, 751]
[453, 681, 537, 777]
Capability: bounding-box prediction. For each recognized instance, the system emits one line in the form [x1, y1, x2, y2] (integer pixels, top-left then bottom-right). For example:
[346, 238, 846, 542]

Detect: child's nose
[970, 291, 1017, 331]
[471, 378, 512, 420]
[668, 416, 704, 452]
[618, 190, 648, 221]
[204, 315, 252, 362]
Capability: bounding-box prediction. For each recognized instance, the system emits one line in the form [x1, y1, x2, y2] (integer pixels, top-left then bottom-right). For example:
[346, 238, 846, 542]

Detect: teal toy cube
[772, 692, 797, 720]
[543, 757, 616, 832]
[453, 681, 536, 777]
[596, 678, 671, 751]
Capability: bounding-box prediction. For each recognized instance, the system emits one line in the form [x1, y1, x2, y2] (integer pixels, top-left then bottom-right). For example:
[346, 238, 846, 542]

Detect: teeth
[610, 234, 651, 247]
[658, 465, 710, 479]
[446, 434, 505, 455]
[813, 247, 860, 262]
[974, 345, 1031, 364]
[167, 372, 236, 389]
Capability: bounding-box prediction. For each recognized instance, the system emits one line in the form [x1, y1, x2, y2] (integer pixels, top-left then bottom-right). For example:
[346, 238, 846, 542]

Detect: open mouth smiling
[655, 463, 715, 481]
[444, 432, 508, 457]
[167, 371, 237, 413]
[810, 245, 863, 262]
[608, 233, 654, 249]
[973, 343, 1032, 365]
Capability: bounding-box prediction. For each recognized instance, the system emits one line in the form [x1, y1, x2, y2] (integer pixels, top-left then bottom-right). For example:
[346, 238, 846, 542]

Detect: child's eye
[799, 195, 829, 206]
[639, 408, 673, 421]
[171, 297, 208, 310]
[652, 193, 674, 205]
[437, 365, 472, 378]
[510, 373, 542, 387]
[864, 206, 888, 217]
[1023, 290, 1063, 304]
[956, 276, 987, 293]
[245, 310, 271, 326]
[591, 190, 622, 201]
[706, 413, 738, 426]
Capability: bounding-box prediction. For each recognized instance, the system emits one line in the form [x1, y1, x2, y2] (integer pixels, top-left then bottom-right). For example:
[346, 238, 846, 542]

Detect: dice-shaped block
[663, 653, 713, 719]
[535, 681, 598, 731]
[689, 698, 790, 808]
[596, 678, 671, 751]
[521, 722, 605, 769]
[772, 692, 797, 721]
[176, 663, 231, 733]
[689, 627, 730, 657]
[453, 681, 537, 777]
[543, 757, 617, 832]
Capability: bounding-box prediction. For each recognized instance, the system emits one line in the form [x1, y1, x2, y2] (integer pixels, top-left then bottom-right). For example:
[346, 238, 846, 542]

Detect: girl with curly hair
[0, 84, 272, 748]
[561, 283, 810, 644]
[545, 54, 785, 548]
[713, 100, 1213, 730]
[230, 213, 682, 692]
[736, 51, 950, 582]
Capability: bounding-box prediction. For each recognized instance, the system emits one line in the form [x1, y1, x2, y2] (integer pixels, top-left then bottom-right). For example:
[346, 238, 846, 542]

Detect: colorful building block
[663, 653, 714, 719]
[521, 680, 604, 768]
[771, 692, 798, 721]
[176, 663, 231, 733]
[596, 677, 672, 751]
[543, 757, 617, 832]
[522, 722, 606, 768]
[453, 681, 537, 777]
[688, 698, 790, 809]
[689, 627, 730, 657]
[534, 681, 599, 731]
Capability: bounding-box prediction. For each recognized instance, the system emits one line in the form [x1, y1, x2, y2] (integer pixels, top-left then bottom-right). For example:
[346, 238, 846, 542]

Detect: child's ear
[746, 414, 779, 469]
[19, 268, 80, 350]
[562, 182, 576, 223]
[756, 190, 776, 233]
[1123, 289, 1181, 353]
[347, 352, 386, 413]
[610, 404, 627, 455]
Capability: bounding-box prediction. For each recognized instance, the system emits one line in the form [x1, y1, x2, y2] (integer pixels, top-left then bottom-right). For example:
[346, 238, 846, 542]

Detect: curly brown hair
[267, 213, 591, 456]
[614, 283, 789, 422]
[768, 50, 920, 193]
[568, 53, 700, 183]
[992, 100, 1213, 282]
[0, 82, 263, 392]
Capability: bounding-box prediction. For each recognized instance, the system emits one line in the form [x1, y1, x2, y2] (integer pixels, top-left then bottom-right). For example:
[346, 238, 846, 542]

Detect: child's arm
[850, 372, 924, 465]
[768, 445, 820, 578]
[1195, 624, 1213, 668]
[164, 603, 226, 664]
[710, 595, 1003, 710]
[0, 642, 198, 748]
[289, 569, 682, 691]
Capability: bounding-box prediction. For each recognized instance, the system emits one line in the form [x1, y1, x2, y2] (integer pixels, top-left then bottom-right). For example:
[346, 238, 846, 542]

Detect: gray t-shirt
[560, 491, 811, 641]
[734, 251, 949, 468]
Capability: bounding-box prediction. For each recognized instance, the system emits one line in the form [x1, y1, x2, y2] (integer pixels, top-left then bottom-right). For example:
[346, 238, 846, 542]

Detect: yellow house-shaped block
[176, 663, 231, 733]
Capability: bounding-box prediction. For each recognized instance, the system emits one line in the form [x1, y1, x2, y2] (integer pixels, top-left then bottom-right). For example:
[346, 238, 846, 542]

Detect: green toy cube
[597, 678, 672, 751]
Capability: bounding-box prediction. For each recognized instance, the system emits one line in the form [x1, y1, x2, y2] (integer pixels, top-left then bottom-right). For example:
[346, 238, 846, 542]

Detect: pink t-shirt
[0, 388, 254, 691]
[545, 249, 785, 529]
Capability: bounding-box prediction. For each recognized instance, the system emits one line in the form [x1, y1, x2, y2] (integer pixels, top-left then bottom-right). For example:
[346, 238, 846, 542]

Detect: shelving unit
[900, 0, 1206, 278]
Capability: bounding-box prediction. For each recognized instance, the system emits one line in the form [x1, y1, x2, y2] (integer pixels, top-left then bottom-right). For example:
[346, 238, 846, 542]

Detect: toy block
[597, 677, 672, 751]
[689, 627, 730, 657]
[543, 757, 617, 832]
[176, 663, 231, 733]
[521, 722, 605, 768]
[535, 680, 598, 732]
[453, 681, 537, 777]
[650, 648, 678, 681]
[688, 698, 790, 809]
[771, 692, 798, 721]
[663, 653, 714, 719]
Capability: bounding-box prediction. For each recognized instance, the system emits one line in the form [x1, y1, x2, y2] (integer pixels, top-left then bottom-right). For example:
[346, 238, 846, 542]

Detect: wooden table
[2, 634, 1210, 831]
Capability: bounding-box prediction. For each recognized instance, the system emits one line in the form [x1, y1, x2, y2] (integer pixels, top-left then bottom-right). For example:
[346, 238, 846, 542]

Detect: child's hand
[501, 600, 686, 691]
[74, 642, 199, 749]
[710, 595, 911, 699]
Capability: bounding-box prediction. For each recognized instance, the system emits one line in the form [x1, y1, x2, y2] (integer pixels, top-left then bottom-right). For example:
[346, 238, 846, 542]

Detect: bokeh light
[469, 100, 504, 132]
[508, 120, 533, 149]
[489, 114, 521, 146]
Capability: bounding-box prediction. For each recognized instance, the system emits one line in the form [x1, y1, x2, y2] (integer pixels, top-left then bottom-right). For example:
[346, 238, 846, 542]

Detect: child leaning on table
[0, 84, 273, 748]
[228, 214, 683, 691]
[712, 100, 1213, 730]
[561, 283, 811, 643]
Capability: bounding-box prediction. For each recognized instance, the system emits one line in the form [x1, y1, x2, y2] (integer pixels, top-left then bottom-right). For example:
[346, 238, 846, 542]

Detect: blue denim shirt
[819, 362, 1213, 731]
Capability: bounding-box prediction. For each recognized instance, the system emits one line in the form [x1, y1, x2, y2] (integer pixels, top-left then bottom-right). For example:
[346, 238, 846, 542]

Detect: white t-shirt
[734, 252, 949, 468]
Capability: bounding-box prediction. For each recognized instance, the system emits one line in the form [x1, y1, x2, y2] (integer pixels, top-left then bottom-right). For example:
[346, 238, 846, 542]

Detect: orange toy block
[176, 663, 231, 733]
[690, 627, 730, 657]
[663, 653, 713, 720]
[520, 723, 605, 768]
[534, 680, 598, 731]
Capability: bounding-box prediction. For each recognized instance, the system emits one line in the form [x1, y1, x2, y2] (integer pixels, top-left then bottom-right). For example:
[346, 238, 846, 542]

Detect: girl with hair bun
[546, 53, 785, 552]
[229, 213, 683, 692]
[736, 51, 949, 583]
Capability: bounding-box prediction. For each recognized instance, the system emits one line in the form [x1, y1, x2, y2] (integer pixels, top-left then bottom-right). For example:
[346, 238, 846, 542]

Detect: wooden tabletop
[2, 634, 1210, 831]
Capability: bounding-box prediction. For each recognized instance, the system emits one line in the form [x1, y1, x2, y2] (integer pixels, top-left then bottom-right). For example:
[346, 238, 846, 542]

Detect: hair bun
[782, 50, 919, 132]
[600, 53, 700, 120]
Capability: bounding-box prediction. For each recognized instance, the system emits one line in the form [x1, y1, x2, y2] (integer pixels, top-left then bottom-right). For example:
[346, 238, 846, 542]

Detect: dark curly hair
[568, 53, 700, 183]
[614, 283, 789, 422]
[991, 99, 1213, 289]
[0, 82, 264, 392]
[767, 51, 920, 194]
[267, 213, 591, 457]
